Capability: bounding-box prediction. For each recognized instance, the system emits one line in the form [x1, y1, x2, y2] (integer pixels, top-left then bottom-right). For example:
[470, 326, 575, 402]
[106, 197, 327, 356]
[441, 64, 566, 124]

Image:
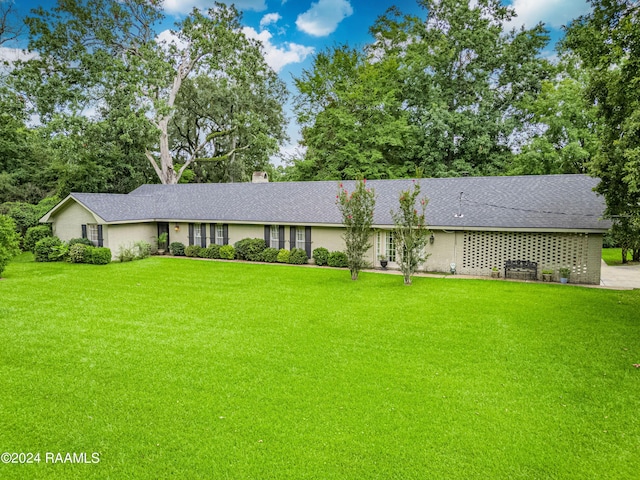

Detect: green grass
[602, 247, 637, 266]
[1, 255, 639, 479]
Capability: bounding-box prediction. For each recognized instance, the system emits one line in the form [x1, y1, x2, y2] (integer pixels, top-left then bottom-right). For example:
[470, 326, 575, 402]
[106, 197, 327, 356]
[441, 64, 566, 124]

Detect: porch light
[174, 224, 180, 232]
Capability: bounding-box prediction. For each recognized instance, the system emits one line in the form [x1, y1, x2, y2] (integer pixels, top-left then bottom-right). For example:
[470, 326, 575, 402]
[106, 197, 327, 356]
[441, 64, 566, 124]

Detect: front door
[157, 222, 170, 249]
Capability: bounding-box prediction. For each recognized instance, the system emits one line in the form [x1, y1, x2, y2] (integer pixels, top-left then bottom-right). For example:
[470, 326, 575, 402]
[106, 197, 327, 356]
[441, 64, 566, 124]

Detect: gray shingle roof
[64, 174, 609, 231]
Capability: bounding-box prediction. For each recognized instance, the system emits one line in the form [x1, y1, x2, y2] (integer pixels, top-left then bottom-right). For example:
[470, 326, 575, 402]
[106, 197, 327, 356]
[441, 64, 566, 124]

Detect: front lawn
[1, 256, 639, 479]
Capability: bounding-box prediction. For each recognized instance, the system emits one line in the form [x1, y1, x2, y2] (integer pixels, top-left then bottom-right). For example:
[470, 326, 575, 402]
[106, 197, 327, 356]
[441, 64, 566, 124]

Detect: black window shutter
[97, 225, 104, 247]
[81, 224, 87, 239]
[210, 223, 216, 246]
[278, 226, 285, 250]
[188, 224, 194, 246]
[290, 226, 296, 251]
[264, 225, 270, 246]
[305, 226, 312, 258]
[200, 224, 207, 247]
[223, 224, 229, 245]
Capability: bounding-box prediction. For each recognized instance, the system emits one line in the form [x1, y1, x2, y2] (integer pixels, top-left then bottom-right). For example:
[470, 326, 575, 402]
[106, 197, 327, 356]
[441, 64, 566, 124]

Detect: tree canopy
[13, 0, 287, 185]
[291, 0, 551, 180]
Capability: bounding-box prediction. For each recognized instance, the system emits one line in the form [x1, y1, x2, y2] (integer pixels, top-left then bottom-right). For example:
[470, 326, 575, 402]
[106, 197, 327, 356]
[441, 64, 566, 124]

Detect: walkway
[600, 260, 640, 289]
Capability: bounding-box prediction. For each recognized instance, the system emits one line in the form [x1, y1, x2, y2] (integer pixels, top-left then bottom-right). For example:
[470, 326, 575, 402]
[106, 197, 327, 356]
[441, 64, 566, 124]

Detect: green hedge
[276, 249, 290, 263]
[34, 236, 62, 262]
[85, 246, 112, 265]
[170, 242, 185, 256]
[69, 243, 88, 263]
[312, 247, 329, 266]
[327, 251, 348, 268]
[262, 247, 279, 263]
[234, 238, 267, 261]
[288, 248, 308, 265]
[24, 225, 52, 252]
[185, 245, 203, 257]
[219, 245, 235, 260]
[201, 245, 221, 259]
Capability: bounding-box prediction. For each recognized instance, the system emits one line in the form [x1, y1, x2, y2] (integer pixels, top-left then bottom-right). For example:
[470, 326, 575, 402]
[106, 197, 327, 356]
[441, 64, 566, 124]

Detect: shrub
[312, 247, 329, 266]
[34, 236, 62, 262]
[201, 244, 221, 259]
[133, 241, 151, 259]
[68, 237, 93, 247]
[50, 243, 69, 262]
[262, 247, 279, 263]
[276, 248, 290, 263]
[170, 242, 185, 256]
[24, 225, 52, 252]
[327, 251, 349, 268]
[85, 246, 112, 265]
[219, 245, 235, 260]
[288, 248, 308, 265]
[234, 238, 267, 261]
[185, 245, 203, 257]
[117, 245, 135, 262]
[69, 243, 88, 263]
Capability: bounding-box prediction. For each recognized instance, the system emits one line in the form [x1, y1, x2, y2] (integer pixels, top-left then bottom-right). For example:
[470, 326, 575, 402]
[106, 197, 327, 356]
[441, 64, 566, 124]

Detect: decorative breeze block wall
[460, 231, 600, 284]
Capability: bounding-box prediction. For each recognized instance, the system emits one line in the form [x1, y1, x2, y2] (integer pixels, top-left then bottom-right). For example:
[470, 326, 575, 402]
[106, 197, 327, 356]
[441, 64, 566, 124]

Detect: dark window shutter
[81, 224, 87, 239]
[210, 223, 216, 246]
[278, 226, 285, 250]
[223, 224, 229, 245]
[305, 226, 312, 258]
[200, 224, 207, 247]
[188, 224, 194, 246]
[264, 225, 270, 247]
[97, 225, 104, 247]
[290, 226, 296, 251]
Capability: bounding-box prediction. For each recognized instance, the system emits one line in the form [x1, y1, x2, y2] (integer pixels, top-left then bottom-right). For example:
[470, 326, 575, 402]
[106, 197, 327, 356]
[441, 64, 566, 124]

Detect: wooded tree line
[1, 0, 639, 258]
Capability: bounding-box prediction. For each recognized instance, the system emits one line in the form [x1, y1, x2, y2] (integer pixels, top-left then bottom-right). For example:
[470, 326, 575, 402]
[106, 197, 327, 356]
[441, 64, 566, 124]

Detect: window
[87, 224, 100, 246]
[296, 227, 306, 250]
[193, 223, 202, 246]
[270, 225, 279, 248]
[387, 231, 396, 262]
[215, 224, 224, 246]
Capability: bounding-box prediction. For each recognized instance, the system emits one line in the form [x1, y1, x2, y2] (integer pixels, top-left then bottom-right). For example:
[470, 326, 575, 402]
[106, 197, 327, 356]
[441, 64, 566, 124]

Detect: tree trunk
[622, 247, 629, 264]
[403, 274, 412, 285]
[351, 269, 359, 281]
[633, 248, 640, 262]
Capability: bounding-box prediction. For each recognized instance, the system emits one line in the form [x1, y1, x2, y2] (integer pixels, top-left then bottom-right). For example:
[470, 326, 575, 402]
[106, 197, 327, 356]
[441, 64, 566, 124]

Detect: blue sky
[7, 0, 593, 155]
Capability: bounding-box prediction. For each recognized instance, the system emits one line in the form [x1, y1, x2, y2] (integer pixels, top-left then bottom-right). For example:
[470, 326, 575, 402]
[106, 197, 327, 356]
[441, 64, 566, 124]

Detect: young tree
[14, 0, 287, 185]
[336, 179, 376, 280]
[0, 214, 20, 278]
[391, 181, 430, 285]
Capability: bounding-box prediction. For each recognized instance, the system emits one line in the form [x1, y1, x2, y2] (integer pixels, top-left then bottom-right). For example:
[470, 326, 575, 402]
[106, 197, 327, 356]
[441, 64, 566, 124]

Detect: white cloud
[0, 47, 36, 63]
[507, 0, 591, 29]
[156, 29, 188, 51]
[163, 0, 267, 15]
[243, 27, 314, 73]
[296, 0, 353, 37]
[260, 13, 282, 30]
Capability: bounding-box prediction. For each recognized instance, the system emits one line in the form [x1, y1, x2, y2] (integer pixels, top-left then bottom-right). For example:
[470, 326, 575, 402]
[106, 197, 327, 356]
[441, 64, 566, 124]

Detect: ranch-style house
[40, 173, 610, 284]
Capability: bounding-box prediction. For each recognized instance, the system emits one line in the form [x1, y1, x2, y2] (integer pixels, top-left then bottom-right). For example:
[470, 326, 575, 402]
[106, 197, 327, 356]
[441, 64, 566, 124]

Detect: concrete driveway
[600, 260, 640, 289]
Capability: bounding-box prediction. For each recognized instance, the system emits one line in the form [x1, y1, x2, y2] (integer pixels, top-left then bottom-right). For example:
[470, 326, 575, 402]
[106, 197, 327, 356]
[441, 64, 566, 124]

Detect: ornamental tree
[391, 182, 430, 285]
[336, 179, 376, 280]
[0, 214, 21, 278]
